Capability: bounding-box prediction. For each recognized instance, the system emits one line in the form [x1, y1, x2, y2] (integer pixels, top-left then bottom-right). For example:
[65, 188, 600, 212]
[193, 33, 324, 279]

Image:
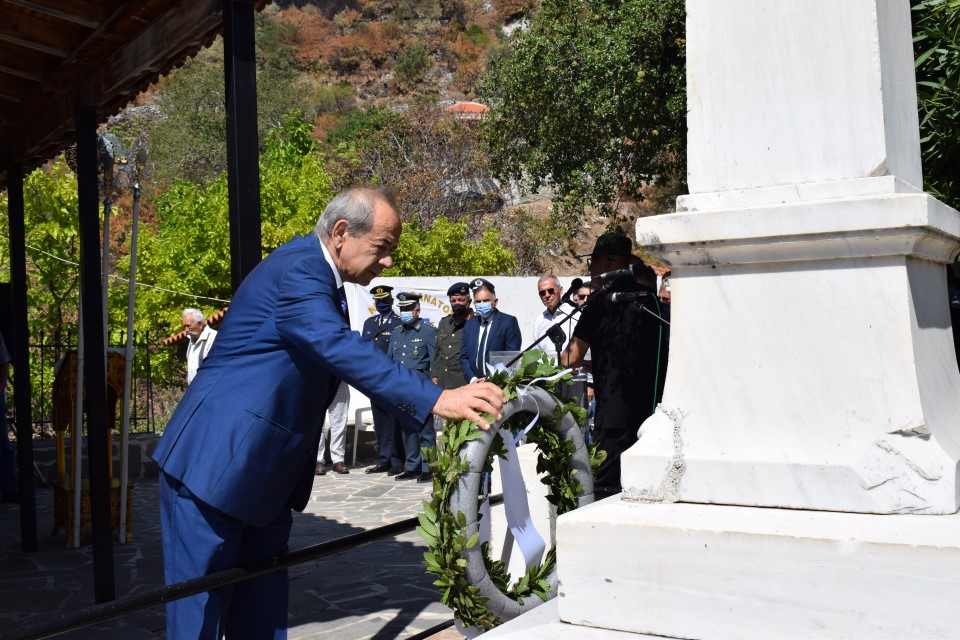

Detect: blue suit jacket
[459, 310, 522, 381]
[152, 235, 441, 526]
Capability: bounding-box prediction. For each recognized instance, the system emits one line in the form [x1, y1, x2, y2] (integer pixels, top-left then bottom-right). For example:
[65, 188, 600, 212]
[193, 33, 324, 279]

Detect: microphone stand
[605, 285, 670, 328]
[633, 301, 671, 328]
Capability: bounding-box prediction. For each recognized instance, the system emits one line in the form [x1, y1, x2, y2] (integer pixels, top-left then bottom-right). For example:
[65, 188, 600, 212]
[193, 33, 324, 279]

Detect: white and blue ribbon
[490, 368, 572, 571]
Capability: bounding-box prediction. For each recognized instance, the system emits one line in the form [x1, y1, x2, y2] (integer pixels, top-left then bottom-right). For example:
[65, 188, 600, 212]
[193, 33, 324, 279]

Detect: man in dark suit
[459, 278, 522, 382]
[152, 188, 505, 640]
[360, 284, 404, 474]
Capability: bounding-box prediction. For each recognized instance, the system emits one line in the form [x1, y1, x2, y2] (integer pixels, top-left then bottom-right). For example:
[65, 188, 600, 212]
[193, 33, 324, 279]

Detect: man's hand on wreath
[433, 382, 505, 430]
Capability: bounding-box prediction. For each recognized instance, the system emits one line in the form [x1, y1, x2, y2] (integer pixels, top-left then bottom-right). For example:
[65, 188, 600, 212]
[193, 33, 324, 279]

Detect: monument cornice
[639, 188, 960, 268]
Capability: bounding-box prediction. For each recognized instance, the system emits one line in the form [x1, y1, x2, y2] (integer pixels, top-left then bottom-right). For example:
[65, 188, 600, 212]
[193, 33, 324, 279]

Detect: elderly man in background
[530, 274, 571, 363]
[182, 308, 217, 385]
[460, 278, 522, 383]
[153, 187, 505, 640]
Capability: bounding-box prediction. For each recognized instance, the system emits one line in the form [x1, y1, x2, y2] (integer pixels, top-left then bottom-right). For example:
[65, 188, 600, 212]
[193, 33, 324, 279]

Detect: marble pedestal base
[542, 497, 960, 639]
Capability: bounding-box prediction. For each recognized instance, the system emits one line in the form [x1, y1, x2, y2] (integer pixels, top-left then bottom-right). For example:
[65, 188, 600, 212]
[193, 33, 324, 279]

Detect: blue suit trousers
[160, 472, 292, 639]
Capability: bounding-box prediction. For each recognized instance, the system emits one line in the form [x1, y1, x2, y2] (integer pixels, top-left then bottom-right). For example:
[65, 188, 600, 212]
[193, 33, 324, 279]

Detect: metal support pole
[5, 164, 38, 553]
[223, 0, 262, 292]
[118, 183, 140, 543]
[76, 106, 116, 602]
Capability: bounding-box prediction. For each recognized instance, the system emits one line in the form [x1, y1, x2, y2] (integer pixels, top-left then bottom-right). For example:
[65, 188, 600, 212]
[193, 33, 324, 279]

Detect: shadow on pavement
[0, 468, 451, 639]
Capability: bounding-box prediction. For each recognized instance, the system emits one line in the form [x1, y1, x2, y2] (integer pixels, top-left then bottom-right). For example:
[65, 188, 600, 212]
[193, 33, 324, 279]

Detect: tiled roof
[443, 101, 489, 119]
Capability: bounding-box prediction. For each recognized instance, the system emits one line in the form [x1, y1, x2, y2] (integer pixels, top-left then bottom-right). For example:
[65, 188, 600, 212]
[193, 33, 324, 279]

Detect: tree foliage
[110, 116, 334, 387]
[0, 159, 81, 338]
[480, 0, 686, 233]
[913, 0, 960, 208]
[389, 216, 516, 276]
[143, 12, 310, 190]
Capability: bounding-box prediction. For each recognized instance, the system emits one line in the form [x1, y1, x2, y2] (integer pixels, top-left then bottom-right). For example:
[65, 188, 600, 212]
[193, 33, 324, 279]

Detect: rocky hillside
[268, 0, 520, 109]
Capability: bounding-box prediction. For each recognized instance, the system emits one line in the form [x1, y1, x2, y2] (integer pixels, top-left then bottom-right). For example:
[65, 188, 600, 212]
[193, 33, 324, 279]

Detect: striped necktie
[476, 319, 490, 375]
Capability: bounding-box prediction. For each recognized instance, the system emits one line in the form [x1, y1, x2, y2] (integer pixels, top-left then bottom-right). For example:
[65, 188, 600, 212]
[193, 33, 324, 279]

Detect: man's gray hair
[538, 274, 560, 288]
[314, 187, 394, 240]
[183, 308, 205, 323]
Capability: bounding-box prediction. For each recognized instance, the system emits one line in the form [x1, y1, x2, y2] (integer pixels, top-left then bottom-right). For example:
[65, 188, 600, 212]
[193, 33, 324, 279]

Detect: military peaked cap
[370, 285, 394, 300]
[470, 278, 495, 294]
[396, 292, 422, 307]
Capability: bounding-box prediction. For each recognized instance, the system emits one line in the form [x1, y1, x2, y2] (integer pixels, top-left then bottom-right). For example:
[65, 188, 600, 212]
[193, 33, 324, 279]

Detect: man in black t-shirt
[562, 233, 668, 497]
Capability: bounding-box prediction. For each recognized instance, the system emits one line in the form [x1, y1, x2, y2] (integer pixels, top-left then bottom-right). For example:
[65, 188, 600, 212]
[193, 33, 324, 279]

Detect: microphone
[595, 263, 643, 281]
[609, 291, 650, 303]
[546, 324, 567, 352]
[560, 277, 584, 307]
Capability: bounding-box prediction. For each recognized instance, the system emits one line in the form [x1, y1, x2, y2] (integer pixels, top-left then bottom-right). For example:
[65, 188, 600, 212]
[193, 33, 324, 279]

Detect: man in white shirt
[530, 274, 571, 363]
[182, 308, 218, 385]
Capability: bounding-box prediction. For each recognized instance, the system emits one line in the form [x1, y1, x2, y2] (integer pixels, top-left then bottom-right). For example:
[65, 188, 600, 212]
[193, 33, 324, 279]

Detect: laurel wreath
[417, 350, 606, 631]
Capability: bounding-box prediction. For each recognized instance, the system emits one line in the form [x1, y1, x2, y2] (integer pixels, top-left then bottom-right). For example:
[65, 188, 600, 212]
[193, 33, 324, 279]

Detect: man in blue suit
[152, 188, 505, 640]
[460, 278, 522, 382]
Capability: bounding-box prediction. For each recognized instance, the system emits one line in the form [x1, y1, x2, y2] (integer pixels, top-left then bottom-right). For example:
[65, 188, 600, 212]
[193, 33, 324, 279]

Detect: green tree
[480, 0, 686, 234]
[389, 216, 517, 276]
[112, 116, 334, 387]
[0, 159, 81, 339]
[143, 12, 310, 190]
[394, 42, 433, 87]
[0, 159, 98, 425]
[913, 0, 960, 208]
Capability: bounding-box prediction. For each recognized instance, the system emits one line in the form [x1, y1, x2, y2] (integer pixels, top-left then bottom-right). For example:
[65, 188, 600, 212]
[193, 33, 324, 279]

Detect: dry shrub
[451, 57, 486, 94]
[275, 6, 337, 65]
[312, 112, 340, 140]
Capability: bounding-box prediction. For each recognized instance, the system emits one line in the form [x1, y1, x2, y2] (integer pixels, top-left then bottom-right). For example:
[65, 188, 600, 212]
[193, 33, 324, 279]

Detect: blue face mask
[375, 301, 393, 314]
[399, 310, 415, 324]
[474, 301, 493, 318]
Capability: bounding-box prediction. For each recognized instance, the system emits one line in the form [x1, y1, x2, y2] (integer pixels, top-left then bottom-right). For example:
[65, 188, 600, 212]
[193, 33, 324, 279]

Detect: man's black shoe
[417, 472, 433, 484]
[365, 464, 391, 474]
[394, 470, 419, 480]
[386, 467, 403, 476]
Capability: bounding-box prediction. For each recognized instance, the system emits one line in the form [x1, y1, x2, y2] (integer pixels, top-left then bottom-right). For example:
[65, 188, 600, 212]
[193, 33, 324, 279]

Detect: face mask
[451, 303, 469, 318]
[475, 301, 493, 318]
[375, 301, 393, 314]
[399, 310, 415, 324]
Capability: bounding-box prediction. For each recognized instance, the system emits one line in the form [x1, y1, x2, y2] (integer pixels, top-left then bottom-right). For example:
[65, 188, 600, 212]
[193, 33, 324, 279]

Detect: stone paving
[0, 465, 464, 639]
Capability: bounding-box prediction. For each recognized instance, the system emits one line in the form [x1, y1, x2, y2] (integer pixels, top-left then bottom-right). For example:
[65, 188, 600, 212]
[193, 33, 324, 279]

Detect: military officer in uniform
[361, 285, 405, 474]
[389, 292, 438, 482]
[431, 282, 473, 429]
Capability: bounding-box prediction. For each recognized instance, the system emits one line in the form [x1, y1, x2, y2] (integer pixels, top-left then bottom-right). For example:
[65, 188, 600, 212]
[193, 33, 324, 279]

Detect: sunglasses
[575, 294, 589, 300]
[538, 288, 556, 298]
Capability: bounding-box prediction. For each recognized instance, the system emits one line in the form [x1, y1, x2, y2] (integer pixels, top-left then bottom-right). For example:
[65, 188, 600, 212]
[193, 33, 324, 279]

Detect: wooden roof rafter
[0, 0, 270, 187]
